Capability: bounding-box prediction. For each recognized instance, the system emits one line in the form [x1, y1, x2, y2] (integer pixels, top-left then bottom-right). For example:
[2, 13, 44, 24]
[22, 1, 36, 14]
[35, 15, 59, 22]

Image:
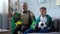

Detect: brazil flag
[15, 20, 22, 26]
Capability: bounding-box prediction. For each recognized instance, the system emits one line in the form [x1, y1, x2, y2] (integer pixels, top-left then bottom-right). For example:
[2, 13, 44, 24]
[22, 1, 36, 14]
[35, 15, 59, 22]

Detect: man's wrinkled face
[40, 9, 46, 16]
[22, 4, 27, 11]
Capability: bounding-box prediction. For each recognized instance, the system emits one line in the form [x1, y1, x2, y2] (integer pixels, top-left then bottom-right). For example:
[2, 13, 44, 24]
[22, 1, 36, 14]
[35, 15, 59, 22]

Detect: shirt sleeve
[30, 11, 36, 30]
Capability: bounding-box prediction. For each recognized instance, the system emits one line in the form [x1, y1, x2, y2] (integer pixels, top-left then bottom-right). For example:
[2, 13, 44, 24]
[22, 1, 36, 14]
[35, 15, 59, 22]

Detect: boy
[36, 7, 54, 33]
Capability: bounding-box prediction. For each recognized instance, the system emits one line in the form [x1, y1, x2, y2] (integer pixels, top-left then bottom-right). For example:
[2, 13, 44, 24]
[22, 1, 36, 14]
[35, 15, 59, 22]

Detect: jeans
[24, 28, 35, 34]
[38, 29, 50, 33]
[24, 28, 50, 34]
[13, 25, 30, 34]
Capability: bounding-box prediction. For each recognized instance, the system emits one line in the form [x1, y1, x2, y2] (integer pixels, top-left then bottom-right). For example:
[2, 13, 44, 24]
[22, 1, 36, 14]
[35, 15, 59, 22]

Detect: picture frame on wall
[38, 0, 46, 4]
[56, 0, 60, 5]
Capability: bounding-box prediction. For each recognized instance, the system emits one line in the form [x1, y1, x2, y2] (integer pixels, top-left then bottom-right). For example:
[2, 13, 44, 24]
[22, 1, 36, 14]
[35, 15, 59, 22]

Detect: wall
[24, 0, 60, 18]
[0, 0, 9, 29]
[0, 0, 3, 29]
[10, 0, 60, 18]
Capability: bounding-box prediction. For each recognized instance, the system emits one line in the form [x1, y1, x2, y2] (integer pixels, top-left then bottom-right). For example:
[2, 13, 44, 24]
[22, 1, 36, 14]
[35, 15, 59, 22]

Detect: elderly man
[12, 2, 36, 34]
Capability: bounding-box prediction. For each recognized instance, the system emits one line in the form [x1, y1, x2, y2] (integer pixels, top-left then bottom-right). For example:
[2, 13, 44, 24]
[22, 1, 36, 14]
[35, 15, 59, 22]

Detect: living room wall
[23, 0, 60, 18]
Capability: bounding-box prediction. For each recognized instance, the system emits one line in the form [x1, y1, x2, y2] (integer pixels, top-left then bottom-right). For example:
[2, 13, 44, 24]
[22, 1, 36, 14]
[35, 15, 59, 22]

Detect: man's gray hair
[22, 2, 28, 6]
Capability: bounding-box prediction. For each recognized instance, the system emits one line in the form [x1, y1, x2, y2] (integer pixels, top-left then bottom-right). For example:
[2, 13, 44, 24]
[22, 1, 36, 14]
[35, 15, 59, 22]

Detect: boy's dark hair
[40, 7, 46, 10]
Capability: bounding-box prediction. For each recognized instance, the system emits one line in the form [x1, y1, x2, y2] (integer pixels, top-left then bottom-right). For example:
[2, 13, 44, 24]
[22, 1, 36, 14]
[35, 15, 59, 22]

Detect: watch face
[38, 22, 47, 29]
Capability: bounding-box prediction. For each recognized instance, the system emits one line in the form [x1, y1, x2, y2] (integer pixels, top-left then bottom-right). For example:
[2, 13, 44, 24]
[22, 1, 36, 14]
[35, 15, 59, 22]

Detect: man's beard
[23, 10, 28, 13]
[22, 9, 28, 13]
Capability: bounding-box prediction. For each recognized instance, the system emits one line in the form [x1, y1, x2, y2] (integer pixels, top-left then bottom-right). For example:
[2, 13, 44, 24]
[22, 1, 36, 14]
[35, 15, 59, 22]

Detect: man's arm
[30, 11, 36, 30]
[30, 11, 36, 21]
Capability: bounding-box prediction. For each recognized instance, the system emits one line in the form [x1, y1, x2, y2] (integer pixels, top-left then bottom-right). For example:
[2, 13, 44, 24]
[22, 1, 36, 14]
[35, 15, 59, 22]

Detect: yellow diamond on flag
[15, 21, 22, 26]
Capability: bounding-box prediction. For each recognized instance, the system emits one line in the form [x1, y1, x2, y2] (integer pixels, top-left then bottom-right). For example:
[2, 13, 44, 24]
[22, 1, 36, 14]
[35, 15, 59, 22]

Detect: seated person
[12, 2, 36, 34]
[24, 7, 54, 34]
[36, 7, 54, 33]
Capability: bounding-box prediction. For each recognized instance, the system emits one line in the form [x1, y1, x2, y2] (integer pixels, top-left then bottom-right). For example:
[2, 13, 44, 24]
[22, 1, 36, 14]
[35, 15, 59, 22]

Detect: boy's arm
[35, 17, 40, 30]
[48, 16, 54, 31]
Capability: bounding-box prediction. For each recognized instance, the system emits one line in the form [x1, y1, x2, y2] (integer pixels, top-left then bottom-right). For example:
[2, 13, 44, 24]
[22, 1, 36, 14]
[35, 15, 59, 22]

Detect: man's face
[22, 4, 27, 11]
[40, 9, 46, 16]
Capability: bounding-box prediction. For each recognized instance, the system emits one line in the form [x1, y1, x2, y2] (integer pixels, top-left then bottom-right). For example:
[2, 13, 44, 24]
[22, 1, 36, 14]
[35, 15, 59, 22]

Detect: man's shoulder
[27, 10, 34, 15]
[27, 10, 32, 13]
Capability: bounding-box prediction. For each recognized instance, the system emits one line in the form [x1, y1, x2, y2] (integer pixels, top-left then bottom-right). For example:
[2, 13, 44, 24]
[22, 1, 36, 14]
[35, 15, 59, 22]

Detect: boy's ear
[45, 12, 47, 13]
[46, 11, 47, 13]
[45, 10, 47, 13]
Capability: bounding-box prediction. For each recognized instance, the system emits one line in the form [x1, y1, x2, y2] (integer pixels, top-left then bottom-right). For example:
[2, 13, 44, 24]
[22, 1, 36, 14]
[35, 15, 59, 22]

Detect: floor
[0, 29, 60, 34]
[0, 32, 60, 34]
[28, 32, 60, 34]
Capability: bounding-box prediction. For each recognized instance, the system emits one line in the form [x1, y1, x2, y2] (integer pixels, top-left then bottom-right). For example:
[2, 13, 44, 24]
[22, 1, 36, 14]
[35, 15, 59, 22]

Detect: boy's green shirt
[36, 14, 54, 30]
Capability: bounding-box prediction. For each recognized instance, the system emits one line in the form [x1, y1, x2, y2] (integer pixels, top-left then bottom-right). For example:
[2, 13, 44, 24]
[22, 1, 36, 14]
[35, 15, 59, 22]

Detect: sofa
[52, 17, 60, 32]
[26, 17, 60, 34]
[18, 17, 60, 34]
[0, 13, 60, 34]
[9, 17, 60, 34]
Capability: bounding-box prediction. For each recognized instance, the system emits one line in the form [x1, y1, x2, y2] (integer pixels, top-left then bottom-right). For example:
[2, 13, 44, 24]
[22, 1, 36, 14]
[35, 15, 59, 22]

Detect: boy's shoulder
[45, 14, 52, 19]
[46, 14, 51, 17]
[45, 14, 50, 16]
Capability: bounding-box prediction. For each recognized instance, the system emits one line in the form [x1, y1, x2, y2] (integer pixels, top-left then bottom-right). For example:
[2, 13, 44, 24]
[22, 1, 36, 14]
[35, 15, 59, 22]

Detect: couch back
[53, 18, 60, 32]
[59, 18, 60, 32]
[0, 14, 2, 29]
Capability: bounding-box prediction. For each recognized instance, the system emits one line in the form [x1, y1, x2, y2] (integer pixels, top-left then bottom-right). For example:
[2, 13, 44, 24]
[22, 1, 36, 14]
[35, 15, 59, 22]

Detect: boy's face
[40, 9, 46, 16]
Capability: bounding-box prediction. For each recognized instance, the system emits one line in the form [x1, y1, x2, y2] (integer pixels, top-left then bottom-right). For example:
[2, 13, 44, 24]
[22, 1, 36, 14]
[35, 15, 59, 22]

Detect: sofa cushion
[0, 14, 2, 29]
[59, 18, 60, 32]
[53, 19, 59, 32]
